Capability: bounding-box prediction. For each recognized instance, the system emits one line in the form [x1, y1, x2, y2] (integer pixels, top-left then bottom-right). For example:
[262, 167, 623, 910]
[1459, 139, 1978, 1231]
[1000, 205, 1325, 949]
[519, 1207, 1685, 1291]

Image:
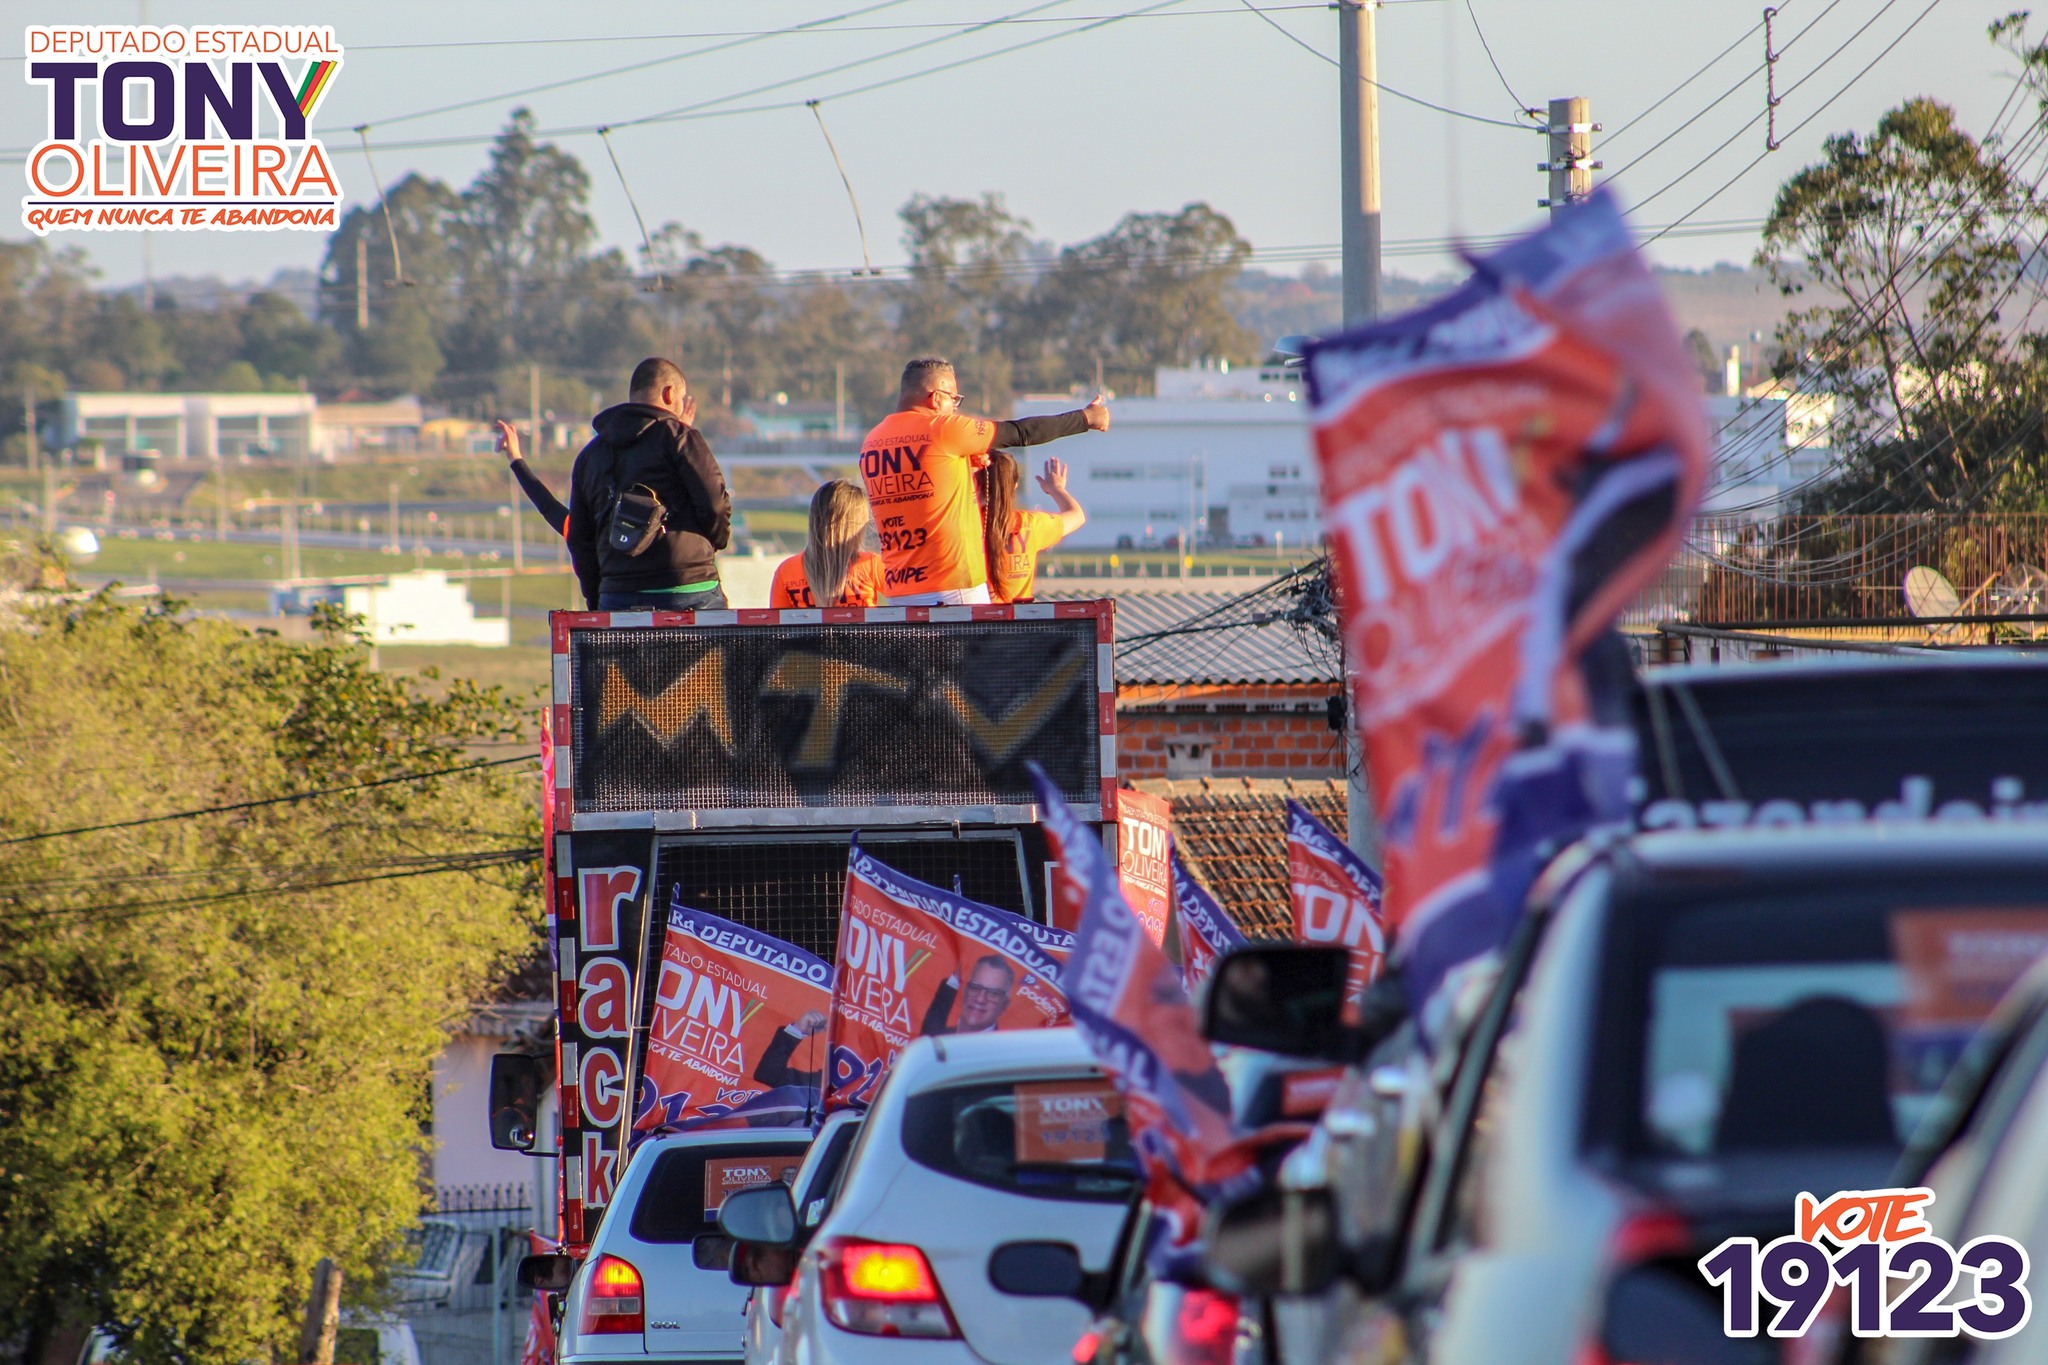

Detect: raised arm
[497, 420, 569, 536]
[987, 392, 1111, 448]
[1035, 457, 1087, 536]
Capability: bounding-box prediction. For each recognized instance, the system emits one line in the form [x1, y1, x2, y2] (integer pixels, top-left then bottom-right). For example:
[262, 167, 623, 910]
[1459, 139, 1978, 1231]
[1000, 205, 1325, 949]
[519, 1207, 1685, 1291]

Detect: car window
[628, 1142, 808, 1243]
[797, 1121, 862, 1226]
[901, 1075, 1140, 1202]
[1437, 1010, 1521, 1253]
[1597, 879, 2048, 1161]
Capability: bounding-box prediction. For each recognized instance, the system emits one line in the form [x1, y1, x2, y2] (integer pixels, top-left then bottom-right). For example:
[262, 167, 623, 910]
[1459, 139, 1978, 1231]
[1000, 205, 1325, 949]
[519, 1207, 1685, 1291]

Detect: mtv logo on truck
[526, 604, 1115, 1249]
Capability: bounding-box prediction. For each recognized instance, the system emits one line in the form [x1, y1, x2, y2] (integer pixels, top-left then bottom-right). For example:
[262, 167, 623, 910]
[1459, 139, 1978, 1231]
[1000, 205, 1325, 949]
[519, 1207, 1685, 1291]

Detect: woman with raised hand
[770, 479, 888, 609]
[981, 452, 1086, 604]
[495, 418, 568, 537]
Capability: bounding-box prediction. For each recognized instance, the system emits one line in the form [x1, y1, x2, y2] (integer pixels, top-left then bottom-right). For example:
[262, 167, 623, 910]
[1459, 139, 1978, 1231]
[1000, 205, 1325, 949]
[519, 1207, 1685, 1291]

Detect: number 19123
[1699, 1235, 2031, 1339]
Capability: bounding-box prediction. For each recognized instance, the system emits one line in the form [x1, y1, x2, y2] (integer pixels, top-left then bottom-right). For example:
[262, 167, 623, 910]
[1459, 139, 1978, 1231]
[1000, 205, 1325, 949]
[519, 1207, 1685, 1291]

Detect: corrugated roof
[1063, 590, 1337, 686]
[1131, 776, 1348, 937]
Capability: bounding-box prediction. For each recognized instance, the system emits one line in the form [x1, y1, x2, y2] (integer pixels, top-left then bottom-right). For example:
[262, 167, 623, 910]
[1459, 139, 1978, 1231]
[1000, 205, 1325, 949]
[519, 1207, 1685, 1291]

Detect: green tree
[1763, 18, 2048, 511]
[0, 591, 539, 1365]
[319, 174, 464, 396]
[1019, 203, 1255, 395]
[894, 193, 1039, 411]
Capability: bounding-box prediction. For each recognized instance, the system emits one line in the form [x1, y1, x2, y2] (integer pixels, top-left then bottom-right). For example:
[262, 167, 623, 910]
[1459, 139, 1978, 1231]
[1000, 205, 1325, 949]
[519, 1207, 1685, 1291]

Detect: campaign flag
[824, 842, 1071, 1109]
[1170, 842, 1246, 988]
[632, 899, 834, 1133]
[1115, 789, 1174, 945]
[1304, 190, 1707, 1032]
[1032, 764, 1277, 1247]
[1285, 799, 1387, 1008]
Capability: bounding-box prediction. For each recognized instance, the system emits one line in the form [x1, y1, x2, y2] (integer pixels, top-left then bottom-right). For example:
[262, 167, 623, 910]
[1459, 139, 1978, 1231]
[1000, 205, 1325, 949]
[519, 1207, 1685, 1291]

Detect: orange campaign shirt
[769, 551, 887, 608]
[858, 410, 997, 595]
[989, 510, 1068, 603]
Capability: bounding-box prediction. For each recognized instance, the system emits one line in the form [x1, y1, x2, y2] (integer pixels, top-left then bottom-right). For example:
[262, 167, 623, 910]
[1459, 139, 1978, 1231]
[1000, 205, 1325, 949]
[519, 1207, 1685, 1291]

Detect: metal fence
[399, 1184, 539, 1365]
[1623, 514, 2048, 630]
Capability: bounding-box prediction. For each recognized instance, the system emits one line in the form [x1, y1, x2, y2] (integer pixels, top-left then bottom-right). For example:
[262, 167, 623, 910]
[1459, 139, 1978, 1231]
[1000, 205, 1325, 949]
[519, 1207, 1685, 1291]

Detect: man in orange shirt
[860, 356, 1108, 605]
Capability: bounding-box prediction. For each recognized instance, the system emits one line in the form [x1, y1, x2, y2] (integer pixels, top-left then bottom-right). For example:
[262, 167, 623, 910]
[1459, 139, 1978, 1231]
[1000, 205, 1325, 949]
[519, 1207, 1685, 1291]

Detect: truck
[488, 598, 1119, 1253]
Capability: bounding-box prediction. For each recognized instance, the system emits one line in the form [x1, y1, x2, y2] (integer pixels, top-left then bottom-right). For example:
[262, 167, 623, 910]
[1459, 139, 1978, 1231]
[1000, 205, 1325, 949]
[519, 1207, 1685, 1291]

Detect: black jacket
[565, 403, 731, 604]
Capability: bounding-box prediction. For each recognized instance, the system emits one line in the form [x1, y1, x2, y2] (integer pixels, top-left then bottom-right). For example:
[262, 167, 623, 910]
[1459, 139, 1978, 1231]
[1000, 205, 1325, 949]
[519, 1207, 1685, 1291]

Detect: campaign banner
[1032, 765, 1252, 1244]
[633, 900, 834, 1133]
[1170, 843, 1246, 988]
[1116, 789, 1173, 946]
[824, 842, 1071, 1109]
[1304, 190, 1708, 1030]
[1285, 800, 1386, 1008]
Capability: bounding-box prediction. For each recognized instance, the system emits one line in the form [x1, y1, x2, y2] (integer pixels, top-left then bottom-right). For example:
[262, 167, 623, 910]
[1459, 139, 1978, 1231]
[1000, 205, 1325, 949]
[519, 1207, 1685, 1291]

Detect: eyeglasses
[961, 982, 1010, 1002]
[934, 390, 963, 406]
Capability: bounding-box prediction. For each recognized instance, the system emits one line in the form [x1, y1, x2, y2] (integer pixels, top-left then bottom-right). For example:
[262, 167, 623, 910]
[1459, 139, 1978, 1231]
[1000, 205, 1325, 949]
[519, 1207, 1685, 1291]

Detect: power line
[1232, 0, 1532, 129]
[0, 753, 538, 848]
[1602, 11, 1772, 145]
[1462, 0, 1538, 122]
[1, 847, 541, 929]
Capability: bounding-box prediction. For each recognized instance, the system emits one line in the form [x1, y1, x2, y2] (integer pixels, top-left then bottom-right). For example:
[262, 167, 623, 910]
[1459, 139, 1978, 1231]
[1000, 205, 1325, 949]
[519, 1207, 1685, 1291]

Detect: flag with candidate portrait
[824, 842, 1071, 1110]
[1304, 189, 1707, 1036]
[632, 900, 834, 1133]
[1285, 799, 1386, 1009]
[1170, 843, 1246, 989]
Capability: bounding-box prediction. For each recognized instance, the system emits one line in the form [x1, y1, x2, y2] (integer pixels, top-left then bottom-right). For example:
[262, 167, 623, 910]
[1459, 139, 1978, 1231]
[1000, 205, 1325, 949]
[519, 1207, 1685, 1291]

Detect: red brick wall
[1118, 709, 1346, 779]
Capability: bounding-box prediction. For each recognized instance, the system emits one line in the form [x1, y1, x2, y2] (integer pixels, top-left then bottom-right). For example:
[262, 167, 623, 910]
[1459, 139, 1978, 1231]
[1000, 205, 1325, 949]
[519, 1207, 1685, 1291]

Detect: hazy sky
[0, 0, 2024, 292]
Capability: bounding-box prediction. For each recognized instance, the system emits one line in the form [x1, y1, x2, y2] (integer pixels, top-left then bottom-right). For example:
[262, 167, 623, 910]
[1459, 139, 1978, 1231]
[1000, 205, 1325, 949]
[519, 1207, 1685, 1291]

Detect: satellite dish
[1905, 566, 1961, 619]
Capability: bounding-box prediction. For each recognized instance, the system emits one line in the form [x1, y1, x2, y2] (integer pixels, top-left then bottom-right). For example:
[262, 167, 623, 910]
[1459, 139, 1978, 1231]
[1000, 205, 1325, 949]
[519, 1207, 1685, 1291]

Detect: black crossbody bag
[599, 440, 668, 557]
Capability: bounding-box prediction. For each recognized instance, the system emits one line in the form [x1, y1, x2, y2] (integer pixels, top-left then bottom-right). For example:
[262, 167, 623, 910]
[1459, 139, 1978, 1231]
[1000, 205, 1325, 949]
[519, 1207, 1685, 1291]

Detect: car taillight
[579, 1254, 644, 1336]
[816, 1237, 958, 1339]
[1170, 1288, 1239, 1365]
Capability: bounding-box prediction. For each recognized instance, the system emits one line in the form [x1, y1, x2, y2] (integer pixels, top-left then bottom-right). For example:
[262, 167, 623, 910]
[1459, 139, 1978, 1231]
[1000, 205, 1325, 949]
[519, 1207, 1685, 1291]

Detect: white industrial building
[1013, 363, 1315, 550]
[62, 391, 318, 463]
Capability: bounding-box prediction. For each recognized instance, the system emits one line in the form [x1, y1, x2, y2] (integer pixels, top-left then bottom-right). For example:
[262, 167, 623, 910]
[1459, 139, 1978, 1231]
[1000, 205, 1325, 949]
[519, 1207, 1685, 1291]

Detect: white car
[557, 1126, 813, 1365]
[768, 1029, 1142, 1365]
[739, 1109, 865, 1365]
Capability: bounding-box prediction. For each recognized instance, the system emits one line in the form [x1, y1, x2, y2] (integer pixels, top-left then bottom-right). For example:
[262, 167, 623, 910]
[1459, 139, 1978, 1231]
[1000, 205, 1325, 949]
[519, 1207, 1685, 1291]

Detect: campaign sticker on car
[702, 1155, 800, 1214]
[1014, 1079, 1122, 1164]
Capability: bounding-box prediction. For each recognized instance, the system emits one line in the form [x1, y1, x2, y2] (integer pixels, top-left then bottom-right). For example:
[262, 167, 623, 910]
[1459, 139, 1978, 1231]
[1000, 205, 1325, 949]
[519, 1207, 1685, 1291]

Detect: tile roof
[1130, 776, 1349, 938]
[1061, 590, 1338, 686]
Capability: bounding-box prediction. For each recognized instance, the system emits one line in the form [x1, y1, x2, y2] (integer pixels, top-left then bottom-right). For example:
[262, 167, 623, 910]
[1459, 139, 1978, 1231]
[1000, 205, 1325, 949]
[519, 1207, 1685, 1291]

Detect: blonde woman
[771, 479, 888, 608]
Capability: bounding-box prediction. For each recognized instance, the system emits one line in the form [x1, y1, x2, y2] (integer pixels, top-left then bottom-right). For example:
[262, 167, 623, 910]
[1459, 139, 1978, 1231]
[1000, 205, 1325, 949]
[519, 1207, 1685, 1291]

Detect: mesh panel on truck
[568, 619, 1101, 813]
[652, 832, 1032, 962]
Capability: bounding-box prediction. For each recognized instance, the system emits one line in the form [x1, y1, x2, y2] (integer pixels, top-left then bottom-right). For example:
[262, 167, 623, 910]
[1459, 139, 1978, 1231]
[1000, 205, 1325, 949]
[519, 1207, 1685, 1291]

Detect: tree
[318, 174, 463, 395]
[1019, 203, 1255, 395]
[0, 588, 539, 1365]
[894, 194, 1039, 410]
[1762, 18, 2048, 511]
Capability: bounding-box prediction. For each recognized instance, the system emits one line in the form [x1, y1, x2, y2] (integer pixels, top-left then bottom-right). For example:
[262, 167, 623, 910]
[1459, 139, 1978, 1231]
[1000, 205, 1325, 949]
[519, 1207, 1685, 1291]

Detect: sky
[0, 0, 2026, 293]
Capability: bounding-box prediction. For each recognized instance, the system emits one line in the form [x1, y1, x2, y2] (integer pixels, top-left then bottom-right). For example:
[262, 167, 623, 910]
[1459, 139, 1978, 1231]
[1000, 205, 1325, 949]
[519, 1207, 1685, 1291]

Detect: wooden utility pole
[298, 1259, 342, 1365]
[1338, 0, 1382, 863]
[1541, 97, 1598, 216]
[23, 391, 36, 473]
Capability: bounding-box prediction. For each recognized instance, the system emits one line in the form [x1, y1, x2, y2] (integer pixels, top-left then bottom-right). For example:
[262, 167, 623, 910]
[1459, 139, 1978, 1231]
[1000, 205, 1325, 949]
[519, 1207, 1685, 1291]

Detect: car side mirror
[517, 1254, 577, 1292]
[489, 1053, 543, 1152]
[1202, 1185, 1340, 1297]
[1202, 945, 1351, 1059]
[718, 1184, 798, 1248]
[730, 1242, 802, 1287]
[988, 1242, 1110, 1310]
[693, 1235, 735, 1271]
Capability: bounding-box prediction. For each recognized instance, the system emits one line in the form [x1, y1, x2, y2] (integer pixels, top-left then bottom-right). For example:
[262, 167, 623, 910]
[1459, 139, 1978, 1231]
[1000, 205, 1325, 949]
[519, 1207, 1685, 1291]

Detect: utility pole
[1540, 97, 1598, 216]
[834, 361, 846, 440]
[387, 481, 400, 554]
[1338, 0, 1382, 863]
[516, 365, 537, 572]
[22, 391, 36, 473]
[355, 234, 369, 331]
[1339, 0, 1381, 326]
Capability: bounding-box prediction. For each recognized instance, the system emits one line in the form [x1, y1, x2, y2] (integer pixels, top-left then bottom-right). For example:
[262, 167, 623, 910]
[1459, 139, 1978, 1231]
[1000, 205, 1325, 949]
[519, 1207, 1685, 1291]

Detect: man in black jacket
[566, 357, 733, 610]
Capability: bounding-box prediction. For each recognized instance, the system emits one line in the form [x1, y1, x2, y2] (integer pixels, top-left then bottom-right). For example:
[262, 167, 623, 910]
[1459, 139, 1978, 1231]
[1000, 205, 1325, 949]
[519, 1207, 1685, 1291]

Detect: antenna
[597, 126, 670, 293]
[1904, 566, 1961, 619]
[353, 126, 411, 287]
[807, 101, 883, 277]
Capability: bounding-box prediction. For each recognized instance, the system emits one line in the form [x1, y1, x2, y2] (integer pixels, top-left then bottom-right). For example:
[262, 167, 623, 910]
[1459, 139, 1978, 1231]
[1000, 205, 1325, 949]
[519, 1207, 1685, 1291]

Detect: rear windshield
[629, 1142, 809, 1243]
[902, 1076, 1140, 1203]
[1597, 878, 2048, 1160]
